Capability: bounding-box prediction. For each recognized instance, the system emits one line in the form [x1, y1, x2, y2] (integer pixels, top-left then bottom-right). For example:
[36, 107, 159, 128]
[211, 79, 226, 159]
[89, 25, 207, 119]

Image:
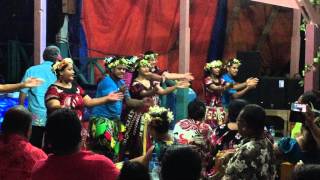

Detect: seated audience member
[275, 91, 320, 164]
[0, 106, 47, 180]
[145, 106, 174, 158]
[173, 99, 212, 178]
[160, 145, 202, 180]
[31, 109, 119, 180]
[222, 104, 276, 180]
[209, 99, 248, 155]
[118, 161, 150, 180]
[291, 164, 320, 180]
[173, 99, 212, 145]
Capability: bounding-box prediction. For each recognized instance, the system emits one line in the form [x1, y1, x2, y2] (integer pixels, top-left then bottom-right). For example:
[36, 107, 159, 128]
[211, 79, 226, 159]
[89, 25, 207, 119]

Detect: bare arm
[19, 92, 27, 105]
[46, 99, 63, 113]
[0, 78, 43, 93]
[305, 107, 320, 149]
[83, 92, 124, 107]
[163, 72, 194, 81]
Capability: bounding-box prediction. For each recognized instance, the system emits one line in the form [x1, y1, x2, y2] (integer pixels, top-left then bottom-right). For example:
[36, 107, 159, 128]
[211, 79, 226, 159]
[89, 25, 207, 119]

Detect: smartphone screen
[289, 103, 307, 122]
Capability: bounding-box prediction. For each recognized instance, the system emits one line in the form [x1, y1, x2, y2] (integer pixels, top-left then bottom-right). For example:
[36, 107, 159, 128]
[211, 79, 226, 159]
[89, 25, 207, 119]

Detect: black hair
[45, 108, 81, 155]
[291, 164, 320, 180]
[228, 99, 248, 122]
[118, 161, 150, 180]
[149, 111, 170, 135]
[161, 145, 202, 180]
[1, 106, 32, 136]
[54, 62, 71, 79]
[43, 45, 60, 62]
[144, 50, 155, 55]
[301, 91, 320, 110]
[188, 99, 206, 120]
[239, 104, 266, 133]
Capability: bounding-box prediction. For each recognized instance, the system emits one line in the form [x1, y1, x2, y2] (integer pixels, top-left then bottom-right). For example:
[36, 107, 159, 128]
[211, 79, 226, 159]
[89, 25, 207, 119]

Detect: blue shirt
[20, 61, 57, 126]
[92, 75, 130, 120]
[221, 73, 237, 107]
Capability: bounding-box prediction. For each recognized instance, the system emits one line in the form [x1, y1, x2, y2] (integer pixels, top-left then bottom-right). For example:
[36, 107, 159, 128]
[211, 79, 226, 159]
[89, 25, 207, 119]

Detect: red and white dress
[203, 76, 226, 128]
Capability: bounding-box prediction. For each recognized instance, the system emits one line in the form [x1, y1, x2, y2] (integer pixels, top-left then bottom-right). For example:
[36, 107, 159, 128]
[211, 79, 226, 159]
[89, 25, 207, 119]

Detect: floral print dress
[204, 76, 226, 128]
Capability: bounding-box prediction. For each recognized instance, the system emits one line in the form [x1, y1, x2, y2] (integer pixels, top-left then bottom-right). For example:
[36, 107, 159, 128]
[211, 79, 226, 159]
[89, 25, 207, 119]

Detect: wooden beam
[251, 0, 300, 9]
[179, 0, 190, 73]
[304, 23, 319, 91]
[295, 0, 320, 25]
[290, 9, 301, 77]
[34, 0, 47, 65]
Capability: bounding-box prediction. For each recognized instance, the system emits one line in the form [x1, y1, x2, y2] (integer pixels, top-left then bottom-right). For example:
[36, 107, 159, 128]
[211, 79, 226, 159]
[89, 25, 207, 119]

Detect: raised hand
[23, 77, 44, 88]
[184, 72, 194, 81]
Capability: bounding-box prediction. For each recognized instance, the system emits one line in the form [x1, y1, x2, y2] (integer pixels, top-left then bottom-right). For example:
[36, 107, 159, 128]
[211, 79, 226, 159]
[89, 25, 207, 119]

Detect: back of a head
[43, 45, 61, 62]
[45, 108, 81, 154]
[161, 145, 202, 180]
[301, 91, 320, 110]
[291, 164, 320, 180]
[118, 161, 150, 180]
[1, 106, 32, 136]
[228, 99, 248, 122]
[188, 99, 206, 120]
[239, 104, 266, 133]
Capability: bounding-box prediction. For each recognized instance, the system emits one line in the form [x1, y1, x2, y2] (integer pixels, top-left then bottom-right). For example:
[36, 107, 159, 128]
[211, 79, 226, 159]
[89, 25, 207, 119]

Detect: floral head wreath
[52, 58, 73, 75]
[226, 58, 241, 67]
[143, 53, 159, 61]
[143, 105, 174, 124]
[135, 59, 152, 69]
[105, 56, 130, 69]
[204, 60, 223, 71]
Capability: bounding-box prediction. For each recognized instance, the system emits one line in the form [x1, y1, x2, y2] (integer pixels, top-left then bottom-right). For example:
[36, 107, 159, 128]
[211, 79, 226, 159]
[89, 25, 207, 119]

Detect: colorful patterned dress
[122, 81, 159, 159]
[45, 83, 89, 149]
[204, 76, 226, 128]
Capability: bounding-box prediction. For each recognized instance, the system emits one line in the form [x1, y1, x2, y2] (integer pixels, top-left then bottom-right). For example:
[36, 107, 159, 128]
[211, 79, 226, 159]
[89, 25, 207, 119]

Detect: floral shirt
[223, 137, 276, 180]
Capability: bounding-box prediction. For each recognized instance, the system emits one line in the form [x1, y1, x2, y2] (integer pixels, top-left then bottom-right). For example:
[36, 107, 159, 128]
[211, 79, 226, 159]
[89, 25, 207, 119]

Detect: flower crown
[136, 59, 152, 69]
[105, 57, 130, 69]
[226, 58, 241, 67]
[204, 60, 223, 71]
[143, 53, 158, 61]
[143, 105, 174, 124]
[52, 58, 73, 75]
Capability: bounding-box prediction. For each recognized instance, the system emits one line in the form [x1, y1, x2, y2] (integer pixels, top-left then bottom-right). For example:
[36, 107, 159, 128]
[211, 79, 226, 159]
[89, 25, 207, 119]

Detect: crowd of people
[1, 46, 320, 180]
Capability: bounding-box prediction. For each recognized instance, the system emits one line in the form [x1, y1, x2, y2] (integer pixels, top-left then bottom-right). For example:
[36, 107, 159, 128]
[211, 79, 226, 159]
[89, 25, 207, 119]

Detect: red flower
[104, 132, 112, 141]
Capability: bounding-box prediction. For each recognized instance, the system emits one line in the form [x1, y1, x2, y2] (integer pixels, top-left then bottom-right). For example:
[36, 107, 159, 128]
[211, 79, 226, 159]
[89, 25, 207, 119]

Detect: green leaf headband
[143, 105, 174, 124]
[136, 59, 152, 68]
[204, 60, 223, 71]
[227, 58, 241, 67]
[143, 53, 159, 61]
[105, 57, 130, 69]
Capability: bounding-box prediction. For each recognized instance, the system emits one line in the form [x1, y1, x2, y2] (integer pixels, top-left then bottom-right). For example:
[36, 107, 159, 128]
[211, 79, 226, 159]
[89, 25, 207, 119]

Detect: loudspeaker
[259, 77, 287, 109]
[234, 51, 261, 104]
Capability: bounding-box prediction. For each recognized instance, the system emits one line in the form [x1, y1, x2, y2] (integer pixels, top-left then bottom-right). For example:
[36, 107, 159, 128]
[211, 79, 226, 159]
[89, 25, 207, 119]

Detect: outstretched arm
[0, 77, 43, 93]
[83, 92, 124, 107]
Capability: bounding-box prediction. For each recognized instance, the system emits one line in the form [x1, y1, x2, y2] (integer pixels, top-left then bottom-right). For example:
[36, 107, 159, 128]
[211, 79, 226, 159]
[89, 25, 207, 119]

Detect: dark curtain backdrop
[81, 0, 219, 96]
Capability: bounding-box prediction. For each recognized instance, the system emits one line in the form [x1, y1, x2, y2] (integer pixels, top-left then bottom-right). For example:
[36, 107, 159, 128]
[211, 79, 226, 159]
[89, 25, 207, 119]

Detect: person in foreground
[222, 104, 276, 180]
[0, 106, 47, 180]
[160, 145, 202, 180]
[31, 109, 119, 180]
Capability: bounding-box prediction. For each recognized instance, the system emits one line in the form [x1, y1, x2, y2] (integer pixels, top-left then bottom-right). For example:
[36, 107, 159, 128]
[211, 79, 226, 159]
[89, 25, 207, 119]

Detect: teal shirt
[20, 61, 56, 126]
